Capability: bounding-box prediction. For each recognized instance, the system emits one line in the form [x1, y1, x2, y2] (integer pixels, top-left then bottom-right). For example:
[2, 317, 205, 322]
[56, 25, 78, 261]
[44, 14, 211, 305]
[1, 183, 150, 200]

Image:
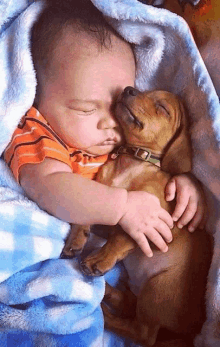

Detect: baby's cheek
[116, 126, 124, 142]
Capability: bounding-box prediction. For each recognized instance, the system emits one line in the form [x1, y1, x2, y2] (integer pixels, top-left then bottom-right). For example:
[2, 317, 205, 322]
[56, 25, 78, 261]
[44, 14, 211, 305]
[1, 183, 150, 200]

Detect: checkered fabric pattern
[0, 0, 220, 346]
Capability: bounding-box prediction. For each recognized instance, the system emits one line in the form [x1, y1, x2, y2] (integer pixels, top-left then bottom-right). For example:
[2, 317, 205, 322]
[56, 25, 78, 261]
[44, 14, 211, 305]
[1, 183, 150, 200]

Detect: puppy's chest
[97, 159, 170, 205]
[96, 159, 138, 188]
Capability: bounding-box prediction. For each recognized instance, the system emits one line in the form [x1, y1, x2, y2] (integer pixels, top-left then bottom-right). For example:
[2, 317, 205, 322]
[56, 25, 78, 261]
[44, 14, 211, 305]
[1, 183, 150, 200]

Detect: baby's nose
[122, 86, 139, 98]
[98, 112, 118, 130]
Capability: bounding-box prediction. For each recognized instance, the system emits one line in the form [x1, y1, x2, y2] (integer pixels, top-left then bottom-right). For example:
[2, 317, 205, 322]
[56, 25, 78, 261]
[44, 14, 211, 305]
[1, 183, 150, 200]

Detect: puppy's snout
[122, 86, 139, 98]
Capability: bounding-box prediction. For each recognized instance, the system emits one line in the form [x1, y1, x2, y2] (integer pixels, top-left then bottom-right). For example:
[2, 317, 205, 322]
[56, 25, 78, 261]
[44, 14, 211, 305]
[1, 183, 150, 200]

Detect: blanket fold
[0, 0, 220, 346]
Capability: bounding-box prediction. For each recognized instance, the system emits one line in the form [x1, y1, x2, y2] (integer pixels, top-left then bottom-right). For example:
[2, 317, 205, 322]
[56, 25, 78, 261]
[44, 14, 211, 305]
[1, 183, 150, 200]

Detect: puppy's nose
[122, 86, 139, 97]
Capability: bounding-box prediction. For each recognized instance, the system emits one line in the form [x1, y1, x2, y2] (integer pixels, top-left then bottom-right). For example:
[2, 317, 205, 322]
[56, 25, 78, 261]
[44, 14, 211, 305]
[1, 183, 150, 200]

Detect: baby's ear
[161, 102, 192, 175]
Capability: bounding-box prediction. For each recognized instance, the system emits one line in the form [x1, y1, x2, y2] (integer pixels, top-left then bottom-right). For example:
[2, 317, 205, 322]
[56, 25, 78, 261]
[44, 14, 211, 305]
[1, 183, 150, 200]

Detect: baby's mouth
[100, 138, 118, 146]
[97, 136, 119, 146]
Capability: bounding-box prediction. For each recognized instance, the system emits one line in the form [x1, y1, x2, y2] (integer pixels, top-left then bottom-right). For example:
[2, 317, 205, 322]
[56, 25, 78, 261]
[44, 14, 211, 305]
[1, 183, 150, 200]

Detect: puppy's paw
[60, 224, 90, 259]
[60, 246, 81, 259]
[80, 249, 118, 276]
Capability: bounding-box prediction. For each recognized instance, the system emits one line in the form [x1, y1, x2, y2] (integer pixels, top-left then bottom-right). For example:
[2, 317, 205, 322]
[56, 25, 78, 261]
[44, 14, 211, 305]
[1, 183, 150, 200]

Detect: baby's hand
[165, 173, 207, 232]
[119, 191, 173, 257]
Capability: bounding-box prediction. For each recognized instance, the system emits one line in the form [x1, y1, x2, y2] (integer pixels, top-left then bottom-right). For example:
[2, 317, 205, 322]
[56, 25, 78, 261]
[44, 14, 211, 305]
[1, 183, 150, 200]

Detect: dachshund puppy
[62, 87, 212, 346]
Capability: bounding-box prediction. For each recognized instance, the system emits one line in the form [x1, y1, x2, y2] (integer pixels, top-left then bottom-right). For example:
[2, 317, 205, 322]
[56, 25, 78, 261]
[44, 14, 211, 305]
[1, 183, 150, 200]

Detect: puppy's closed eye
[133, 116, 144, 130]
[156, 101, 170, 117]
[122, 103, 144, 130]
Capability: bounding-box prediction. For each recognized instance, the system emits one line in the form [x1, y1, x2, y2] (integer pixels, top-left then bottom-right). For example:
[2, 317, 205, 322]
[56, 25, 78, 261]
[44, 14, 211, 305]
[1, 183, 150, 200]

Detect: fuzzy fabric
[0, 0, 220, 346]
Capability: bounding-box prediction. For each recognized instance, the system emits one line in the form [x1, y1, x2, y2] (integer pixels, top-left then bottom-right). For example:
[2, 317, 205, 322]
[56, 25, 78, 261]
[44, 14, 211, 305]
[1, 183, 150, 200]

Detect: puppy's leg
[102, 299, 191, 347]
[103, 273, 194, 347]
[103, 283, 155, 344]
[104, 282, 137, 318]
[102, 302, 160, 346]
[102, 302, 144, 343]
[135, 266, 201, 346]
[81, 226, 136, 276]
[60, 224, 90, 258]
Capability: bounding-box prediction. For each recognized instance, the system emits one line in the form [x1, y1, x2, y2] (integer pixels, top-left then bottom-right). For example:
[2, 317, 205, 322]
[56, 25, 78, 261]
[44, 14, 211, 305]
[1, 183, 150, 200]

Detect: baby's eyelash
[80, 110, 96, 116]
[69, 108, 96, 115]
[83, 109, 96, 113]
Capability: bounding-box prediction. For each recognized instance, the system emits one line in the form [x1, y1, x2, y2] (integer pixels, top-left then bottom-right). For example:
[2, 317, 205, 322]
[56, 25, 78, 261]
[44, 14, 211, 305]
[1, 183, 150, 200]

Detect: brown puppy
[62, 87, 212, 346]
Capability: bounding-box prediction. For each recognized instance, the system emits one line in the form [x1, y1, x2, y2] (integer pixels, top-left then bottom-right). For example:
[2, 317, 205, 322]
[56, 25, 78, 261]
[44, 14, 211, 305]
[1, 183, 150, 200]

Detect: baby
[4, 1, 206, 258]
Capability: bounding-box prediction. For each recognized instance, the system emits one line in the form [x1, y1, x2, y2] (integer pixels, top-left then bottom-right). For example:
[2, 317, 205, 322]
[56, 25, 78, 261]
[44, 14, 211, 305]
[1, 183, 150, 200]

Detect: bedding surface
[0, 0, 220, 346]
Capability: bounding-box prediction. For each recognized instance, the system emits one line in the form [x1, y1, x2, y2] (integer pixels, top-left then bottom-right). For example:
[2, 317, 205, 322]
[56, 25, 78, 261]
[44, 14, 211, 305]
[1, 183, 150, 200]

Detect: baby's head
[31, 0, 135, 156]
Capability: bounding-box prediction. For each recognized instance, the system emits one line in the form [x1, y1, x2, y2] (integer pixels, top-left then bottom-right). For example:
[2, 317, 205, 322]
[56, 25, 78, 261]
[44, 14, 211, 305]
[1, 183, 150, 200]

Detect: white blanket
[0, 0, 220, 346]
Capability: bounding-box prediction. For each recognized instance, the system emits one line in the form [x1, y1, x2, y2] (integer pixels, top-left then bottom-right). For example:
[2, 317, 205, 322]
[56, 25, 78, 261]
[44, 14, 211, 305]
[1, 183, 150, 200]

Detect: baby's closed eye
[66, 99, 99, 116]
[69, 108, 97, 116]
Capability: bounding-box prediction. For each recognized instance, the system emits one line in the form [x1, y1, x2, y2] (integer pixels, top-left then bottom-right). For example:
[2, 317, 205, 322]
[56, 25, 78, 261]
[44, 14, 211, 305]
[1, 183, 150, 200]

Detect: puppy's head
[115, 87, 191, 174]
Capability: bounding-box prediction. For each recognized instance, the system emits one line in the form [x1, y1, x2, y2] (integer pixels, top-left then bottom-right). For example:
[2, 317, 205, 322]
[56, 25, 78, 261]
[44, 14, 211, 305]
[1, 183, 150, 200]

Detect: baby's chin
[85, 143, 118, 156]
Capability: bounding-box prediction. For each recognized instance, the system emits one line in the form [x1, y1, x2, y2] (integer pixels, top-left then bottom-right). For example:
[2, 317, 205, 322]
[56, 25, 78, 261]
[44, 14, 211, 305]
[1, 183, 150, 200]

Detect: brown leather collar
[111, 145, 161, 167]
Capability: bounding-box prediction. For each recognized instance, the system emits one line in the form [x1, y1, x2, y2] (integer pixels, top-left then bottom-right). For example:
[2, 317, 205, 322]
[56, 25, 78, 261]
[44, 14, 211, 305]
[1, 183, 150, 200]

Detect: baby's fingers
[133, 234, 154, 258]
[159, 209, 174, 229]
[187, 205, 206, 232]
[172, 194, 189, 222]
[145, 224, 171, 253]
[176, 198, 197, 229]
[156, 219, 173, 243]
[165, 178, 176, 202]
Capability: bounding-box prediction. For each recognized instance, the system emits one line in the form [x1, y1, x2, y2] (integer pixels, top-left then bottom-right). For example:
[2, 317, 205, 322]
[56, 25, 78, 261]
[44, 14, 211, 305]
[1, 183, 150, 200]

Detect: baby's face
[37, 27, 135, 156]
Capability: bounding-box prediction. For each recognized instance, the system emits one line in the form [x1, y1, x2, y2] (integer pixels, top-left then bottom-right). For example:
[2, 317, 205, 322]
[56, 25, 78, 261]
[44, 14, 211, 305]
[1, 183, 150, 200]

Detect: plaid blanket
[0, 0, 220, 346]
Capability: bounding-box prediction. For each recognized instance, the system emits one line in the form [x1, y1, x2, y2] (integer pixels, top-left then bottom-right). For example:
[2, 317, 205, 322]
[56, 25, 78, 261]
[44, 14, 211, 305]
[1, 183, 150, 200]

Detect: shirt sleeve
[4, 113, 72, 182]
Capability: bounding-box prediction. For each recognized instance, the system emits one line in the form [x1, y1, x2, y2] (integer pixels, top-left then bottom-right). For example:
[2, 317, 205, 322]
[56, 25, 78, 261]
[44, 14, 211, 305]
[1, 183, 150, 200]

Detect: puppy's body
[63, 88, 212, 346]
[97, 153, 191, 289]
[96, 142, 210, 343]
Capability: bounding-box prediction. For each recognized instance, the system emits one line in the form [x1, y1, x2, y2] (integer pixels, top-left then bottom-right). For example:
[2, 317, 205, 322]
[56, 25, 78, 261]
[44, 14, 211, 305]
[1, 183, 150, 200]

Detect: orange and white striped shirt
[4, 107, 108, 182]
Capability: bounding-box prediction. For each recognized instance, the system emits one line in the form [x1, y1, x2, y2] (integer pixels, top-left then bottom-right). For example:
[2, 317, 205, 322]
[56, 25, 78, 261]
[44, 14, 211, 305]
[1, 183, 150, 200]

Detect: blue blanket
[0, 0, 220, 346]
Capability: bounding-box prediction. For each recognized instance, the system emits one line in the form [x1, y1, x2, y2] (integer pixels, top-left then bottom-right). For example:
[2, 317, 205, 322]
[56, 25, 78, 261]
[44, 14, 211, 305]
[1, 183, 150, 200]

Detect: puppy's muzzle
[120, 86, 139, 101]
[115, 86, 144, 129]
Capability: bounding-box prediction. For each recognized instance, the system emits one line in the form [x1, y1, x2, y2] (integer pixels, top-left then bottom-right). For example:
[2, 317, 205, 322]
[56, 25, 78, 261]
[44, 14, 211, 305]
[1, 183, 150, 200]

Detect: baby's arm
[165, 173, 207, 232]
[20, 158, 173, 257]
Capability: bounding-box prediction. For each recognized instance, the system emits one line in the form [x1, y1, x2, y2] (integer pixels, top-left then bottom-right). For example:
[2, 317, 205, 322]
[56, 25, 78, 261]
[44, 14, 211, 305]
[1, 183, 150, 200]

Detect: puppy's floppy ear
[161, 101, 192, 175]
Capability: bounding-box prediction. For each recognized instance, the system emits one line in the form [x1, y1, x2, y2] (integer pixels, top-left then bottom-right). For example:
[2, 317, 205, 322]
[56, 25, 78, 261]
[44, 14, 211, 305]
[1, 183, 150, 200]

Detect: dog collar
[111, 146, 161, 167]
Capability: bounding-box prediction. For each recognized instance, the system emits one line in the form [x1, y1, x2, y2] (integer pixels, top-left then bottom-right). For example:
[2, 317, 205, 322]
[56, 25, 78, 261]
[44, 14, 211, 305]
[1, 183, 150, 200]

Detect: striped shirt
[4, 107, 108, 182]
